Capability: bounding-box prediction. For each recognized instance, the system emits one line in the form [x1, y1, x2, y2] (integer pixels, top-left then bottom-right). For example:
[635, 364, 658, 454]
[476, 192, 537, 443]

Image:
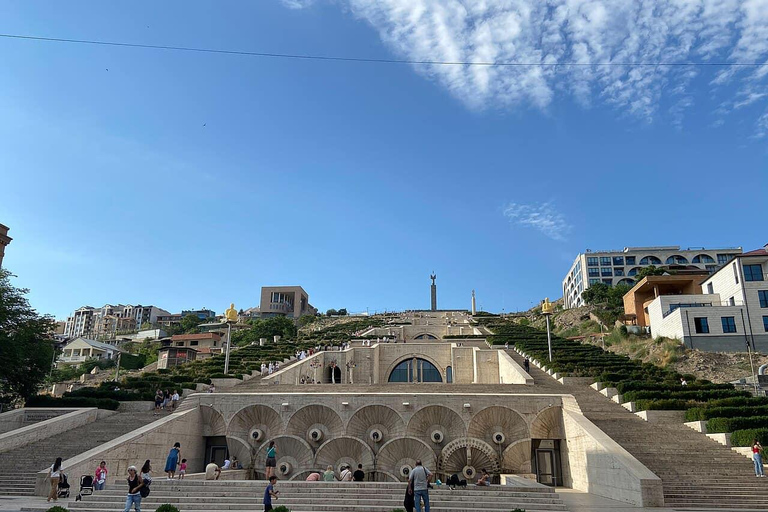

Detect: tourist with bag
[408, 460, 432, 512]
[123, 465, 143, 512]
[46, 457, 62, 503]
[752, 439, 765, 477]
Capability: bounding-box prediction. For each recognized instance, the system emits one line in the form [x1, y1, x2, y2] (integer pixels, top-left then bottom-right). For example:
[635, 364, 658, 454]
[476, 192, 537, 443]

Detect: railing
[663, 300, 745, 318]
[58, 355, 88, 363]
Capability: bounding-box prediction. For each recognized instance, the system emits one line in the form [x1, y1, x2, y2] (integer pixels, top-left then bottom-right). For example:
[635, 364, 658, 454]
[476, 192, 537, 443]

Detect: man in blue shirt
[263, 475, 279, 511]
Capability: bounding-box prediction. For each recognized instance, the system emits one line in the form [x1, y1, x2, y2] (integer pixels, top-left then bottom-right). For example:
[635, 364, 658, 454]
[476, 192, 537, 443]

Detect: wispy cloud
[281, 0, 315, 9]
[503, 201, 571, 242]
[282, 0, 768, 133]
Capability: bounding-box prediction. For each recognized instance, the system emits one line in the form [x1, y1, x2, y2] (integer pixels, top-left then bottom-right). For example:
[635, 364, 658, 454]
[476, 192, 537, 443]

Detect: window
[764, 316, 768, 332]
[721, 317, 737, 333]
[733, 263, 739, 284]
[589, 278, 600, 285]
[587, 257, 598, 266]
[446, 366, 453, 383]
[728, 296, 736, 306]
[625, 256, 636, 265]
[692, 254, 716, 264]
[190, 340, 199, 346]
[614, 268, 624, 276]
[628, 267, 641, 276]
[600, 257, 612, 266]
[602, 279, 613, 285]
[694, 317, 710, 334]
[640, 256, 662, 265]
[613, 257, 624, 266]
[744, 264, 764, 282]
[601, 268, 612, 276]
[706, 265, 717, 273]
[759, 290, 768, 308]
[717, 254, 733, 264]
[176, 341, 184, 347]
[666, 255, 689, 265]
[388, 358, 442, 383]
[588, 268, 600, 277]
[707, 282, 714, 294]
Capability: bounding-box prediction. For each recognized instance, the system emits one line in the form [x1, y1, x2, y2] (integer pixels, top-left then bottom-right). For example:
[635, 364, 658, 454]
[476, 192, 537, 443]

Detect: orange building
[623, 274, 709, 327]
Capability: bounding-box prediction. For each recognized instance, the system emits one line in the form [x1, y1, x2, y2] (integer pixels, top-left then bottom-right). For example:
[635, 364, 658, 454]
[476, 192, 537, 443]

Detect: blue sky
[1, 0, 766, 320]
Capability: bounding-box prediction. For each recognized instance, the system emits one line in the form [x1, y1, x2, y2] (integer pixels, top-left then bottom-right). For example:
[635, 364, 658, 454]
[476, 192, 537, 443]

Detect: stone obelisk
[430, 273, 437, 311]
[471, 290, 477, 315]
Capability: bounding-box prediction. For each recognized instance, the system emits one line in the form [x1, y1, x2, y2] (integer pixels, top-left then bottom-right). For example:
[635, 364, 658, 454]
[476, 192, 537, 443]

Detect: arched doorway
[327, 366, 342, 384]
[388, 358, 442, 383]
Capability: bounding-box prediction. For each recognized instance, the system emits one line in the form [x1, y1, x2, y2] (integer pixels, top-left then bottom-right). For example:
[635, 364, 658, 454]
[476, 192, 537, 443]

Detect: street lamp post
[223, 303, 239, 375]
[310, 360, 321, 384]
[541, 298, 554, 362]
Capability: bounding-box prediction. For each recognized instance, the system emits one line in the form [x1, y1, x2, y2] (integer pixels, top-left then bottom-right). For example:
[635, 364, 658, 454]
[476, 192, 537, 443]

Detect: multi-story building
[156, 308, 216, 328]
[64, 304, 171, 339]
[563, 245, 742, 309]
[0, 223, 11, 268]
[643, 245, 768, 352]
[259, 286, 317, 319]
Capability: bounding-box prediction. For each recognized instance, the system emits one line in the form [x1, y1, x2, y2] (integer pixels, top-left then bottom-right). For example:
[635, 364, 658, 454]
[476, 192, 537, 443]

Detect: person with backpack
[408, 460, 432, 512]
[123, 465, 144, 512]
[46, 457, 62, 502]
[265, 441, 277, 479]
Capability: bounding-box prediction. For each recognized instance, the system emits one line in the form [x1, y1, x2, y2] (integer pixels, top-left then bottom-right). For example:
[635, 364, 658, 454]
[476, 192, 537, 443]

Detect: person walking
[523, 357, 530, 373]
[263, 475, 279, 511]
[153, 389, 163, 416]
[265, 441, 277, 479]
[46, 457, 62, 502]
[94, 461, 108, 491]
[403, 480, 415, 512]
[123, 465, 143, 512]
[164, 442, 181, 480]
[353, 464, 365, 482]
[408, 459, 432, 512]
[752, 439, 765, 477]
[322, 465, 336, 481]
[170, 390, 180, 411]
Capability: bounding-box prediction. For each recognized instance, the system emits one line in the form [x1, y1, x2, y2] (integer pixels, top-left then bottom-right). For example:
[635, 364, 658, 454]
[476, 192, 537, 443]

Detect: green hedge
[707, 416, 768, 433]
[622, 389, 749, 403]
[685, 405, 768, 422]
[26, 395, 120, 410]
[634, 399, 693, 411]
[731, 428, 768, 447]
[65, 388, 154, 401]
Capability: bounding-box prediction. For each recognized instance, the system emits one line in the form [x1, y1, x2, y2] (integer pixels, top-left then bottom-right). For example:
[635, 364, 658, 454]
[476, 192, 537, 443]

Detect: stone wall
[0, 408, 103, 454]
[0, 408, 79, 435]
[35, 409, 205, 496]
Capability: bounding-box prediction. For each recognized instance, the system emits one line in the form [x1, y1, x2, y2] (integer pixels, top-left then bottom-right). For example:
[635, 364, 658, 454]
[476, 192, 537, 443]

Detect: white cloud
[503, 201, 572, 241]
[281, 0, 315, 9]
[282, 0, 768, 130]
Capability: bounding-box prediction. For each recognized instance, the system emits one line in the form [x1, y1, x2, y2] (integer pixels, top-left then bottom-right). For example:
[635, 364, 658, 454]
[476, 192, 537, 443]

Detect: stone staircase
[27, 479, 569, 512]
[0, 410, 158, 497]
[507, 349, 768, 510]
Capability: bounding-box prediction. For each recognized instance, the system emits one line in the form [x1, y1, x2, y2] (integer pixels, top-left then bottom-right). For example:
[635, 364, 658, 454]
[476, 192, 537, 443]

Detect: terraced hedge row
[487, 322, 751, 417]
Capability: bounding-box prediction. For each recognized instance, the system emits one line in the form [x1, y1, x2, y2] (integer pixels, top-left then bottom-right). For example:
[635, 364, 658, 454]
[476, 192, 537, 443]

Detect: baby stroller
[76, 475, 94, 501]
[57, 473, 70, 499]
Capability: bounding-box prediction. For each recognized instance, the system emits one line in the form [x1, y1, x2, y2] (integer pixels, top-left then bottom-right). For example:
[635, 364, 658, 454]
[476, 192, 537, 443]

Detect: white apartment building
[563, 245, 742, 309]
[64, 304, 171, 339]
[646, 245, 768, 352]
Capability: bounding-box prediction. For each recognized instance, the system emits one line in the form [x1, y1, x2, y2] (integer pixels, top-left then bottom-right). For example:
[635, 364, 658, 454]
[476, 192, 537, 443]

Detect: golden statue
[541, 297, 554, 315]
[225, 303, 239, 323]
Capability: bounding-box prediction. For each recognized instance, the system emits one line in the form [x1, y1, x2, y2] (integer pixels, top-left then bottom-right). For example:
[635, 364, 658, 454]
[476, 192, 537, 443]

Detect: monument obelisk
[471, 290, 477, 315]
[430, 273, 437, 311]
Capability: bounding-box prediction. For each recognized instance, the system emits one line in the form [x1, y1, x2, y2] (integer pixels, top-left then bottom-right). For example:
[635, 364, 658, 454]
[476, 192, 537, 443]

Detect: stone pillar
[430, 273, 437, 311]
[471, 290, 477, 315]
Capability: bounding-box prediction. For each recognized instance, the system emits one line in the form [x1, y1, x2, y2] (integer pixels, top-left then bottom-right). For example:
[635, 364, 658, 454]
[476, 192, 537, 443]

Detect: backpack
[139, 476, 151, 497]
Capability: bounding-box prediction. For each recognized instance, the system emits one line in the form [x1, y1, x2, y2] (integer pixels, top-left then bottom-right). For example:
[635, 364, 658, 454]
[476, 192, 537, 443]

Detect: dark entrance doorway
[327, 366, 342, 384]
[532, 439, 562, 487]
[204, 436, 228, 466]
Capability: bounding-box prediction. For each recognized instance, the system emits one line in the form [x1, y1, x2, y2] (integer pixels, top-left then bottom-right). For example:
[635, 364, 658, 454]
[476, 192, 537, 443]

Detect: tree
[337, 308, 348, 316]
[180, 314, 204, 334]
[633, 265, 674, 281]
[298, 314, 318, 327]
[581, 282, 633, 326]
[0, 269, 56, 406]
[325, 309, 338, 317]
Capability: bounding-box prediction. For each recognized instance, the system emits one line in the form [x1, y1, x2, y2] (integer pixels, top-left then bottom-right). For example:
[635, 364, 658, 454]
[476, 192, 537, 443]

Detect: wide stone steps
[0, 410, 159, 496]
[42, 480, 569, 512]
[506, 348, 768, 510]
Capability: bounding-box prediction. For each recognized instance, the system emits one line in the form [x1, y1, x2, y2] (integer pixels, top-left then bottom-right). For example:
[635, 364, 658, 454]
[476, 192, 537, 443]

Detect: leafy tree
[180, 314, 204, 333]
[298, 314, 318, 327]
[633, 265, 674, 281]
[337, 308, 348, 316]
[0, 269, 56, 406]
[231, 316, 297, 346]
[325, 309, 338, 317]
[581, 282, 633, 326]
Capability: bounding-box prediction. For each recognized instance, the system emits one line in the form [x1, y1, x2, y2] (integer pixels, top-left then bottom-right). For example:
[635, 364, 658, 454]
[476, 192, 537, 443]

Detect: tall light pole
[224, 303, 238, 375]
[542, 298, 554, 362]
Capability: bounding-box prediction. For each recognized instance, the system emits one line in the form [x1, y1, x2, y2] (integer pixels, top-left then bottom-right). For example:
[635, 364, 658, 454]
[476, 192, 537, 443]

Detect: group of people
[153, 389, 180, 415]
[260, 361, 281, 376]
[304, 463, 366, 482]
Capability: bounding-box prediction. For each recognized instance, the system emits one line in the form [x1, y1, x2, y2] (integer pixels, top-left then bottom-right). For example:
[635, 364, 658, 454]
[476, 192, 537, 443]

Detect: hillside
[506, 302, 767, 384]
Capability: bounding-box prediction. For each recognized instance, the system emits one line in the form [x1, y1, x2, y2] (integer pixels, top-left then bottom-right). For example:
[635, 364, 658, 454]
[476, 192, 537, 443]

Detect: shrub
[730, 428, 768, 447]
[685, 406, 768, 422]
[634, 399, 692, 411]
[46, 507, 69, 512]
[707, 416, 768, 433]
[25, 395, 120, 410]
[272, 507, 291, 512]
[154, 506, 180, 512]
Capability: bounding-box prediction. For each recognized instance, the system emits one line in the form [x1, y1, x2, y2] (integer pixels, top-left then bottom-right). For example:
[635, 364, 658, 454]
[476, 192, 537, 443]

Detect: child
[263, 475, 279, 511]
[178, 459, 187, 480]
